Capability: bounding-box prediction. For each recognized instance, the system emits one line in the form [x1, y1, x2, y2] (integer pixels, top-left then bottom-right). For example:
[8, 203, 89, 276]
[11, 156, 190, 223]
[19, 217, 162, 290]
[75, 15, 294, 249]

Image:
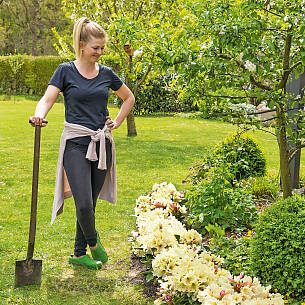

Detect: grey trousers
[63, 139, 112, 257]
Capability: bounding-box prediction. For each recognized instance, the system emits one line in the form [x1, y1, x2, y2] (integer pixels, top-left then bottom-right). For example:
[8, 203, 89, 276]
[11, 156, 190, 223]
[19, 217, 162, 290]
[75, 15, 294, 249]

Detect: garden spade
[15, 120, 47, 287]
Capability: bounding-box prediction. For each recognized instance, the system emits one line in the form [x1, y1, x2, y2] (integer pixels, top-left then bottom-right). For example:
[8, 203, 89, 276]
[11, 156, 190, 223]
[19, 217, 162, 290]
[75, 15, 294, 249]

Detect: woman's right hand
[29, 116, 48, 127]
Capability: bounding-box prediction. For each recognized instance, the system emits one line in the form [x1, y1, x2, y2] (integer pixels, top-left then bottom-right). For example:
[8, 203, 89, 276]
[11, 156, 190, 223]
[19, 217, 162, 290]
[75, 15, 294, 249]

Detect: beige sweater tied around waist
[51, 121, 117, 224]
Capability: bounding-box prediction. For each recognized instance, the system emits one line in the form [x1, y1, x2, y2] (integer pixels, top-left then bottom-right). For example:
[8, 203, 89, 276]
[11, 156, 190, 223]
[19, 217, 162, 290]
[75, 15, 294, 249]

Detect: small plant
[243, 175, 279, 200]
[184, 164, 257, 234]
[250, 195, 305, 300]
[205, 234, 253, 277]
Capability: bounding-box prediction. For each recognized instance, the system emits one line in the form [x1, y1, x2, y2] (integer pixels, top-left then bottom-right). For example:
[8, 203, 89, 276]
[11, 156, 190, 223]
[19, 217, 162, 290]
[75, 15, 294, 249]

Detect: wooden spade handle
[27, 125, 41, 260]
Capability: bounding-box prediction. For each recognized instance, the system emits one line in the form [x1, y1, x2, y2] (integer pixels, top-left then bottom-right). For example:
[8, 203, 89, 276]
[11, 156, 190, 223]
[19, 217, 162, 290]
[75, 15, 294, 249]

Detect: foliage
[133, 74, 194, 115]
[0, 0, 70, 55]
[243, 175, 280, 200]
[205, 235, 253, 277]
[0, 55, 63, 95]
[177, 0, 305, 197]
[54, 0, 198, 122]
[213, 134, 267, 181]
[187, 134, 266, 184]
[250, 195, 305, 300]
[6, 54, 24, 97]
[184, 164, 257, 234]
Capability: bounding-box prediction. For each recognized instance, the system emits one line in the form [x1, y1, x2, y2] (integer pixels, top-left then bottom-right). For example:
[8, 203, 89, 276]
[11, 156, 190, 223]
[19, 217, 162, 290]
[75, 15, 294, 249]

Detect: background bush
[133, 74, 195, 115]
[250, 195, 305, 299]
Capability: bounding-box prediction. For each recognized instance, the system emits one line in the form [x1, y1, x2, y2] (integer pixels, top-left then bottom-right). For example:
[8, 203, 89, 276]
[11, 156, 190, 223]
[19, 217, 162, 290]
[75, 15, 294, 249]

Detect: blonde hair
[73, 17, 108, 59]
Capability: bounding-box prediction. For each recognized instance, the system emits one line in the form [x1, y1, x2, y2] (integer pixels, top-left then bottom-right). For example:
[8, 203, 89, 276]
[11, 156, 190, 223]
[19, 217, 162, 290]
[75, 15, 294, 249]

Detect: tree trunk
[32, 32, 38, 56]
[126, 54, 137, 137]
[127, 111, 137, 137]
[276, 106, 292, 198]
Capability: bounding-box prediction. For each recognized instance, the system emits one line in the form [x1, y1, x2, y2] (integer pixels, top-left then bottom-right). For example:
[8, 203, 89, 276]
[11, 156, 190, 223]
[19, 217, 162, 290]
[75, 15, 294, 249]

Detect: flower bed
[130, 182, 284, 305]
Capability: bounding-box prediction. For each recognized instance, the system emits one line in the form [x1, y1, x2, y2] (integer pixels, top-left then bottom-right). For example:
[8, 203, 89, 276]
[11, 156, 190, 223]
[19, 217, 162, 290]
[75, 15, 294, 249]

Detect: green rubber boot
[69, 254, 102, 269]
[90, 232, 108, 264]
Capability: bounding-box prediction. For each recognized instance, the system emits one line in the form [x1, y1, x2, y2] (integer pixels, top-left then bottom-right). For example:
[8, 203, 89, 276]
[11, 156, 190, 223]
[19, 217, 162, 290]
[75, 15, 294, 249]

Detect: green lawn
[0, 100, 304, 305]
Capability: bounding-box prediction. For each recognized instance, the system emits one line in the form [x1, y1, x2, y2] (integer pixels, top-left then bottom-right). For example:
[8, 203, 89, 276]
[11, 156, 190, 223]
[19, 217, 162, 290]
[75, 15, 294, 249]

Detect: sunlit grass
[0, 100, 303, 304]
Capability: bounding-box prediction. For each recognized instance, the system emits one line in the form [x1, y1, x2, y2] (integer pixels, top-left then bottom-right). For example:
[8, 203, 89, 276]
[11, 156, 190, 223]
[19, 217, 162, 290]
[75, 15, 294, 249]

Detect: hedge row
[0, 55, 196, 114]
[0, 55, 120, 96]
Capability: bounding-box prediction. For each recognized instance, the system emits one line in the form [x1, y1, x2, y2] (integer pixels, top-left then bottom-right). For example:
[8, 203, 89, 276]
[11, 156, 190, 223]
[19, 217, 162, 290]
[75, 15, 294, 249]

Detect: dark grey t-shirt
[48, 61, 123, 144]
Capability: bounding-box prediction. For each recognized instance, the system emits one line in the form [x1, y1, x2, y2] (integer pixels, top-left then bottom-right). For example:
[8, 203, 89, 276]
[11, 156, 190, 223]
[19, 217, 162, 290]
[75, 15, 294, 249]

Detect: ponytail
[73, 17, 108, 59]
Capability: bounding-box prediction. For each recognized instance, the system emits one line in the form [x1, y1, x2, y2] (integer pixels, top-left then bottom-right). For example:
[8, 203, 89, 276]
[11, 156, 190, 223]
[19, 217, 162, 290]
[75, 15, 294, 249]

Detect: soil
[126, 253, 159, 299]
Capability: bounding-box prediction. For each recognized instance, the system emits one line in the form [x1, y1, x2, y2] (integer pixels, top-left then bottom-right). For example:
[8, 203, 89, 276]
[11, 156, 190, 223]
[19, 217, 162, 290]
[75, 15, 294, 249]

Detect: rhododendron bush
[131, 182, 284, 305]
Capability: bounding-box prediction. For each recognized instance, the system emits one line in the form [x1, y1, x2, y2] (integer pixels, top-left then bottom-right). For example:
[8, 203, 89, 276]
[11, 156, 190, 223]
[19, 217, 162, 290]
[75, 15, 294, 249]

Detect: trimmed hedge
[0, 55, 121, 96]
[250, 195, 305, 299]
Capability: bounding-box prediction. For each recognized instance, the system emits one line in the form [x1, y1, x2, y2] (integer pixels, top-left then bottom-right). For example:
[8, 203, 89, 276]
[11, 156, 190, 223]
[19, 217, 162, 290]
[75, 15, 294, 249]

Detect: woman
[29, 17, 135, 269]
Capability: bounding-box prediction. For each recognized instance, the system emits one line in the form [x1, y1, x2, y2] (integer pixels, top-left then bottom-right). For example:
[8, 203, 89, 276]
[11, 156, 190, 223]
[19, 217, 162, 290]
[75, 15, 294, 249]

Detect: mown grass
[0, 100, 304, 305]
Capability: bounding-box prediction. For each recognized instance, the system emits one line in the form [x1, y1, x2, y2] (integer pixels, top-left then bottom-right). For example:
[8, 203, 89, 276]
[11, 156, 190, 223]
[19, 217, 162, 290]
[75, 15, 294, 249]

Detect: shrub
[184, 164, 257, 234]
[133, 74, 194, 115]
[187, 134, 266, 185]
[214, 134, 266, 181]
[250, 195, 305, 299]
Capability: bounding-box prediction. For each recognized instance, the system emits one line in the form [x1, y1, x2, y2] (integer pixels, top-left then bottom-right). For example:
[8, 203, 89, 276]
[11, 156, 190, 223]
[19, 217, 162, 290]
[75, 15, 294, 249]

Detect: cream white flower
[132, 182, 284, 305]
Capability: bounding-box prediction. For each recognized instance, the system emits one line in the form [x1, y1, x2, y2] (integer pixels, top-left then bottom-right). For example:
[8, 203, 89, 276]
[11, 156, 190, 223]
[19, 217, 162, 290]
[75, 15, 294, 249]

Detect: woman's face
[80, 38, 106, 62]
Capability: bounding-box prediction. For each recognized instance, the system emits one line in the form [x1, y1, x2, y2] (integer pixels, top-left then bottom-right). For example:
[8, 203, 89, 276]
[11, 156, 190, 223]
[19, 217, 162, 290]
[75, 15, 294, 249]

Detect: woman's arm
[29, 85, 61, 126]
[106, 84, 135, 130]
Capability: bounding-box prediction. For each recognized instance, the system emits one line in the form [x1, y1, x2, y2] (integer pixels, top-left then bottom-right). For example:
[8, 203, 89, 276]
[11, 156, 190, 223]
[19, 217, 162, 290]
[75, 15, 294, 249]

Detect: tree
[0, 0, 70, 55]
[181, 0, 305, 198]
[53, 0, 196, 136]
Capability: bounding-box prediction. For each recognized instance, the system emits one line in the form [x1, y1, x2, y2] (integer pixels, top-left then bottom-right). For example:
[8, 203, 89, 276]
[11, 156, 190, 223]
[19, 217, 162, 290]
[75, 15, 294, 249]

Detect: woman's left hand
[106, 116, 120, 130]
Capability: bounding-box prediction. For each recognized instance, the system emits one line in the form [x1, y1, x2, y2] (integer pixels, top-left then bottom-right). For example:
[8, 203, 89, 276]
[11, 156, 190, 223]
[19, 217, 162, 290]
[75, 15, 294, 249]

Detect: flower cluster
[134, 182, 186, 217]
[131, 183, 284, 305]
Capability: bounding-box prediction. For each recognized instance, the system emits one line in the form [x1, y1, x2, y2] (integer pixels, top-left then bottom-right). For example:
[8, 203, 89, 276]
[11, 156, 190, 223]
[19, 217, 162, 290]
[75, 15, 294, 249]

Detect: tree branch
[135, 0, 145, 21]
[277, 32, 292, 90]
[250, 74, 273, 91]
[288, 61, 302, 74]
[237, 127, 276, 138]
[289, 143, 305, 162]
[219, 54, 273, 91]
[263, 8, 283, 17]
[262, 28, 288, 32]
[133, 65, 152, 97]
[202, 94, 253, 99]
[260, 116, 278, 123]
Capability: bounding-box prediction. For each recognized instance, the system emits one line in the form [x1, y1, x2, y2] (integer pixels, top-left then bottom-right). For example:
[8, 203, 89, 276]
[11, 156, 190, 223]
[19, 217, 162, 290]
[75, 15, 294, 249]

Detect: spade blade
[15, 259, 42, 287]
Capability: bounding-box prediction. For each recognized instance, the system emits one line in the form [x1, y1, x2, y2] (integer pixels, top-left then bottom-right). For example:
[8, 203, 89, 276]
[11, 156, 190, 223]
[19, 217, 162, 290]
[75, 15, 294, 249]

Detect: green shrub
[133, 74, 194, 115]
[185, 164, 257, 234]
[214, 134, 266, 181]
[187, 134, 266, 184]
[250, 195, 305, 299]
